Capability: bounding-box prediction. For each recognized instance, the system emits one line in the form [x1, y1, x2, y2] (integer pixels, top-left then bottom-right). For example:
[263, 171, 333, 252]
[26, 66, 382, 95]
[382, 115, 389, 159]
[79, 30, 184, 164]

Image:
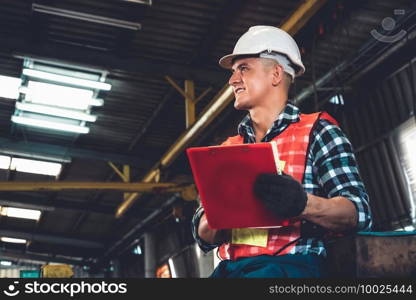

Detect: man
[191, 26, 372, 278]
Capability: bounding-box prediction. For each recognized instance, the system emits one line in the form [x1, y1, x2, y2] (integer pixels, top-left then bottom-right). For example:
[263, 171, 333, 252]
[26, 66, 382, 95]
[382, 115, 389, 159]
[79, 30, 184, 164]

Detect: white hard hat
[219, 25, 305, 77]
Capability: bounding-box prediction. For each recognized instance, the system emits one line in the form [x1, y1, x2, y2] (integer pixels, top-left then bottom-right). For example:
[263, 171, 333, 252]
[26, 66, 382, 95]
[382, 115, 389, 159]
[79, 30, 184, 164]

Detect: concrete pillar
[194, 243, 215, 278]
[144, 232, 157, 278]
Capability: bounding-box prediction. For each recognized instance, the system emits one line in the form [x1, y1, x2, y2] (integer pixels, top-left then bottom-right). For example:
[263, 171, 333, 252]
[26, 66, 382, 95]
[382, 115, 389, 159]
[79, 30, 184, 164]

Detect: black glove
[253, 173, 307, 218]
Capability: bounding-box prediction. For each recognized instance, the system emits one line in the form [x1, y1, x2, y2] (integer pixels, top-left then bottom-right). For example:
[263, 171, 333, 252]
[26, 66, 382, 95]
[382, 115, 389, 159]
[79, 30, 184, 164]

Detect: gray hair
[259, 52, 295, 82]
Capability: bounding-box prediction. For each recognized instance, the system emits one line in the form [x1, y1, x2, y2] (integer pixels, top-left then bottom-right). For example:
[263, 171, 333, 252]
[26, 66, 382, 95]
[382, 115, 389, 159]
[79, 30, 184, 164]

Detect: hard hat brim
[218, 52, 260, 69]
[219, 52, 305, 77]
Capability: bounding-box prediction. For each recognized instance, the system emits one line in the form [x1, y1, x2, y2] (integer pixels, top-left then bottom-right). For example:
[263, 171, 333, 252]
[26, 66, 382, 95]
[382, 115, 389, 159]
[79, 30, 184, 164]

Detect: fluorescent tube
[16, 102, 97, 122]
[23, 69, 111, 91]
[0, 206, 41, 221]
[20, 81, 103, 110]
[11, 115, 90, 134]
[0, 75, 21, 99]
[1, 237, 27, 244]
[10, 157, 62, 177]
[0, 155, 11, 169]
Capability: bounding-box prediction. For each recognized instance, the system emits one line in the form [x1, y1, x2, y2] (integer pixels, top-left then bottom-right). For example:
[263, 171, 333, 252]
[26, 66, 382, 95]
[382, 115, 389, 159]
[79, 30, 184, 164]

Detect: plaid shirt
[192, 103, 372, 257]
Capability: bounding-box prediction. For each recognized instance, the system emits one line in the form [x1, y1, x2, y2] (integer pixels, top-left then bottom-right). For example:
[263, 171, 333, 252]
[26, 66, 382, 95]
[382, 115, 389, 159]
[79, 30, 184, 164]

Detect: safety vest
[218, 111, 338, 260]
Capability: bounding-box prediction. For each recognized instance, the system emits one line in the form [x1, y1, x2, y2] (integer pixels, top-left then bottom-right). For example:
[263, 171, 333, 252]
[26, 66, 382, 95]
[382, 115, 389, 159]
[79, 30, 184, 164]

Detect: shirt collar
[237, 103, 301, 142]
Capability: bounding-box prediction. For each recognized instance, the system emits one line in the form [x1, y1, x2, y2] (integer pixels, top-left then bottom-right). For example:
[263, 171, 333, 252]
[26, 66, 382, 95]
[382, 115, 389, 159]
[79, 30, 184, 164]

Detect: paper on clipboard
[271, 140, 282, 175]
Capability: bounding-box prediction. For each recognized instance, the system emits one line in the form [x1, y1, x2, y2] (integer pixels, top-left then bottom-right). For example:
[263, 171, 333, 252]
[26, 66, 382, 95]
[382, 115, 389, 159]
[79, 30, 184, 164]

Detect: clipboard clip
[270, 141, 282, 175]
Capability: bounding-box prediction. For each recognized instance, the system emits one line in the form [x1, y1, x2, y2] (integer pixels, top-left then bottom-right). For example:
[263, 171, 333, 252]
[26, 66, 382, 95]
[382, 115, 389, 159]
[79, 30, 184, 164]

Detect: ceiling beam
[0, 35, 227, 85]
[0, 136, 152, 167]
[0, 181, 176, 192]
[280, 0, 327, 35]
[115, 0, 329, 218]
[0, 249, 88, 266]
[0, 195, 116, 215]
[0, 229, 103, 249]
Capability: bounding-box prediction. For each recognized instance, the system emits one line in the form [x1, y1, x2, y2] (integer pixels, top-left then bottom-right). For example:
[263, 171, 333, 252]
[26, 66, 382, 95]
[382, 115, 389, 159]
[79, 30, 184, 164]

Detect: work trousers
[210, 254, 326, 278]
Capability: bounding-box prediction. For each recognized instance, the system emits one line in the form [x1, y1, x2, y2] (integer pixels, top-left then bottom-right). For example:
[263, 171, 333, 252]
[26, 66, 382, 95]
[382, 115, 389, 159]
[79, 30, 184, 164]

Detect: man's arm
[253, 118, 372, 233]
[191, 206, 230, 252]
[304, 118, 372, 232]
[198, 213, 231, 244]
[300, 194, 357, 232]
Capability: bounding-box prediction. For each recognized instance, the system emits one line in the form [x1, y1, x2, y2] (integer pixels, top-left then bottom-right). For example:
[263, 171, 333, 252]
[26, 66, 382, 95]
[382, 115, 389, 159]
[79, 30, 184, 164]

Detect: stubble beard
[234, 95, 253, 111]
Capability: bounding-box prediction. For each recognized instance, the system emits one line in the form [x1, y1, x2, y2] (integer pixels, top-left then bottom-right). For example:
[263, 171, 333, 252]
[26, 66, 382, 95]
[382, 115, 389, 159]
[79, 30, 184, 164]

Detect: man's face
[229, 57, 274, 110]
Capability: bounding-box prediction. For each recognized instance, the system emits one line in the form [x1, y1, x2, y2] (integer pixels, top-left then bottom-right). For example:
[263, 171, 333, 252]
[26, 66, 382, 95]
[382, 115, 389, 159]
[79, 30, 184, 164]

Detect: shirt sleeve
[309, 118, 372, 232]
[191, 205, 223, 252]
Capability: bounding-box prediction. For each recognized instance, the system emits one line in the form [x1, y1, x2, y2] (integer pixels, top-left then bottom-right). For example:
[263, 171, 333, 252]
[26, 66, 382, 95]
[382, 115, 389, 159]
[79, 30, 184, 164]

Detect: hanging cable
[272, 237, 302, 256]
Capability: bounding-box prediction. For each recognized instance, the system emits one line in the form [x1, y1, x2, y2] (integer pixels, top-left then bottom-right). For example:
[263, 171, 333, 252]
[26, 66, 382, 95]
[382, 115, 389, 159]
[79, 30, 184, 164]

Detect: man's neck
[249, 96, 287, 143]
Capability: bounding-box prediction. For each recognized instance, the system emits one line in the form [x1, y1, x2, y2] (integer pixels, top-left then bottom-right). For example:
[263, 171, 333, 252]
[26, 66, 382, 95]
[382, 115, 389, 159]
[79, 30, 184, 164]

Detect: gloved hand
[253, 173, 308, 218]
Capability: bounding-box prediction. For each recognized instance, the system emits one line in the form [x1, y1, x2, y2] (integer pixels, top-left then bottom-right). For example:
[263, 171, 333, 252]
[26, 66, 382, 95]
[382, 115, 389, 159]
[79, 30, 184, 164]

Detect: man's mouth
[234, 87, 245, 94]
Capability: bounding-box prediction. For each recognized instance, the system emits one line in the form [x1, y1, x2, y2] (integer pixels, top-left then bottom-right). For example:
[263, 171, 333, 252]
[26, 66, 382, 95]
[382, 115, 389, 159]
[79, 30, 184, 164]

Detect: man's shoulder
[314, 116, 342, 133]
[310, 116, 352, 148]
[299, 111, 338, 126]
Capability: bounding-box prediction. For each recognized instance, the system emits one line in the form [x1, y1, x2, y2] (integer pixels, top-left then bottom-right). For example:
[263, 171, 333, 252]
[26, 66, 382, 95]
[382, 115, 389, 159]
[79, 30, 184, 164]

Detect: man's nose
[228, 71, 241, 86]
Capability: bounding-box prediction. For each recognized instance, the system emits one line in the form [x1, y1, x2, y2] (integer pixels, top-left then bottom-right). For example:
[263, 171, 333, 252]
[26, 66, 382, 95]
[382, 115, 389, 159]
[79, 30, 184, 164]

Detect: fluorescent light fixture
[16, 102, 97, 122]
[12, 115, 90, 134]
[168, 258, 177, 278]
[0, 75, 21, 99]
[0, 260, 12, 266]
[23, 68, 111, 91]
[10, 157, 62, 176]
[0, 206, 41, 221]
[1, 237, 27, 244]
[32, 4, 141, 31]
[123, 0, 152, 5]
[0, 155, 11, 169]
[0, 150, 71, 164]
[0, 200, 55, 212]
[20, 82, 104, 109]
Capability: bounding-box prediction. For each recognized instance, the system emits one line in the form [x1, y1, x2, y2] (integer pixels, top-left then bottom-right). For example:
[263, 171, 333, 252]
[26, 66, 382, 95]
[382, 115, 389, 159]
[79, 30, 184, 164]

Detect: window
[329, 94, 344, 105]
[396, 117, 416, 224]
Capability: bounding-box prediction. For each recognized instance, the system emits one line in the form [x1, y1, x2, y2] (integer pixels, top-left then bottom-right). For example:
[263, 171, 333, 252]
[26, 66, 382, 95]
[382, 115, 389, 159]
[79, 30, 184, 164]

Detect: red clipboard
[186, 142, 288, 229]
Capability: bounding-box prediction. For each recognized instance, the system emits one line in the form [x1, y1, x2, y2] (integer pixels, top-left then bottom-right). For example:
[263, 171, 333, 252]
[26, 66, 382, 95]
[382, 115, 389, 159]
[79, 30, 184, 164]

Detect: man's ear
[271, 64, 284, 87]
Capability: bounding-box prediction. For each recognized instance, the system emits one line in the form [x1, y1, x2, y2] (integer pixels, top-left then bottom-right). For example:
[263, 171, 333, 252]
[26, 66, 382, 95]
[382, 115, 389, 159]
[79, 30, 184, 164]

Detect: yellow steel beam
[280, 0, 327, 35]
[123, 165, 130, 182]
[108, 162, 129, 182]
[0, 182, 176, 192]
[165, 76, 193, 100]
[122, 165, 131, 200]
[108, 162, 132, 200]
[116, 85, 233, 217]
[185, 79, 196, 127]
[115, 0, 326, 218]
